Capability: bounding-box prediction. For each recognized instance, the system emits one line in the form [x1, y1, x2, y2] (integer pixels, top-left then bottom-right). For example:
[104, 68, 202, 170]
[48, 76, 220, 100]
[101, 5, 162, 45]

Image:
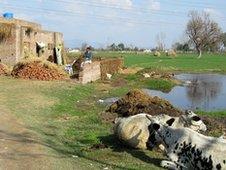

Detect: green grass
[0, 76, 226, 169]
[92, 52, 226, 73]
[197, 110, 226, 117]
[143, 79, 175, 92]
[0, 77, 166, 169]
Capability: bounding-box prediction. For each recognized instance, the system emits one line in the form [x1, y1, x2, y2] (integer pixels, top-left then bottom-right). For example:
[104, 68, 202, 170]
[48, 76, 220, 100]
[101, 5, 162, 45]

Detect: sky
[0, 0, 226, 48]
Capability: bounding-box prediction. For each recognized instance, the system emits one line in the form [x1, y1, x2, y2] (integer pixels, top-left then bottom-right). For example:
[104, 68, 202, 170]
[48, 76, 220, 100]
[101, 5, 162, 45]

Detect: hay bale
[100, 58, 124, 80]
[153, 51, 161, 57]
[106, 89, 182, 117]
[11, 59, 67, 81]
[166, 50, 177, 57]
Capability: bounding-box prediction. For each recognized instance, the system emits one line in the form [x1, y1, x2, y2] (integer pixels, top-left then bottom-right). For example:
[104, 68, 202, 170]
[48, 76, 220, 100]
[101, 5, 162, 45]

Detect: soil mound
[11, 60, 67, 81]
[0, 63, 9, 76]
[105, 89, 226, 135]
[201, 116, 226, 135]
[106, 89, 183, 117]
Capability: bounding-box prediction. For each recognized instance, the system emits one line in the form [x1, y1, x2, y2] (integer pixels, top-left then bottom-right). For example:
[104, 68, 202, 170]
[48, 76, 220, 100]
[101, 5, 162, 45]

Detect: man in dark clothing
[83, 46, 93, 62]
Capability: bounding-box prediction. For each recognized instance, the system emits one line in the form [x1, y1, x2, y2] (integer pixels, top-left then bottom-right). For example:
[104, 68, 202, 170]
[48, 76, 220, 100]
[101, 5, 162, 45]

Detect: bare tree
[81, 42, 88, 51]
[156, 32, 166, 51]
[186, 11, 223, 58]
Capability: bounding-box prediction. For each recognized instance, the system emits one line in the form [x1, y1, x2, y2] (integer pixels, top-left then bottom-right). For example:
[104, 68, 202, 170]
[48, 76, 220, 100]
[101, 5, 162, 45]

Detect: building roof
[0, 16, 41, 30]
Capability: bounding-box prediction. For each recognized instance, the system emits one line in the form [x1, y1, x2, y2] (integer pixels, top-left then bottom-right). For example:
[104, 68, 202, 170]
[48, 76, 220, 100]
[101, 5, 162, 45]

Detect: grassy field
[0, 76, 166, 170]
[89, 51, 226, 73]
[1, 52, 226, 169]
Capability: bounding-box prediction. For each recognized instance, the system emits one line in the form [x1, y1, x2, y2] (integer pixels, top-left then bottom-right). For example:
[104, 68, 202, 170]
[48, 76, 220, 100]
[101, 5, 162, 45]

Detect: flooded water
[144, 74, 226, 111]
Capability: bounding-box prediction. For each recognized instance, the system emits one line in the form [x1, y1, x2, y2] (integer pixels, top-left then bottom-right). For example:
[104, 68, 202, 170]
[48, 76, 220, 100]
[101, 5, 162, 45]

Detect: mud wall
[78, 61, 101, 84]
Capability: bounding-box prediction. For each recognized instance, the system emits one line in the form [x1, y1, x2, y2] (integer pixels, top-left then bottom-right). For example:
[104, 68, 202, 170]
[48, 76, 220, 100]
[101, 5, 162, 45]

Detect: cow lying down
[146, 117, 226, 170]
[114, 110, 207, 149]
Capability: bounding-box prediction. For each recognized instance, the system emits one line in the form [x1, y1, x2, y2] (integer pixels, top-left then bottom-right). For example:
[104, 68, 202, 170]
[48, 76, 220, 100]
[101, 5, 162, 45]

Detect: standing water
[144, 74, 226, 111]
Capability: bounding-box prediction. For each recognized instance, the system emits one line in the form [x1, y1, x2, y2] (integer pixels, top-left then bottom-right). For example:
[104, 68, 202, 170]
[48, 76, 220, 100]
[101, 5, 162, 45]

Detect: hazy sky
[0, 0, 226, 48]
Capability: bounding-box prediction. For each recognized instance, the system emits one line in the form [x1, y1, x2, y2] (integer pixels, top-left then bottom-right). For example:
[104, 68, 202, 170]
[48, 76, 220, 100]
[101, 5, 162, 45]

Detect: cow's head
[182, 110, 207, 132]
[146, 115, 175, 150]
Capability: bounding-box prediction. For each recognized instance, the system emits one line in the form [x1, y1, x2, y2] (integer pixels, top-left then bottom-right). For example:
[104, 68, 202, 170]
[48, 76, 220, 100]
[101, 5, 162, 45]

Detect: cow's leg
[161, 160, 178, 170]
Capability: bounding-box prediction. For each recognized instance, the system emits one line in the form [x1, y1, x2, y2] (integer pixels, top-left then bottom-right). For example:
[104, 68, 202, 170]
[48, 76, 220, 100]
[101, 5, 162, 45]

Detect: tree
[186, 11, 223, 58]
[109, 43, 117, 51]
[118, 43, 125, 51]
[173, 42, 190, 52]
[81, 42, 88, 51]
[156, 32, 166, 51]
[222, 33, 226, 48]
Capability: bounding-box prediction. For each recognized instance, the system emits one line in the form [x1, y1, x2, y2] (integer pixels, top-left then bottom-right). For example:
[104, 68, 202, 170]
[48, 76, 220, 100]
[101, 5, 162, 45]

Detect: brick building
[0, 16, 64, 65]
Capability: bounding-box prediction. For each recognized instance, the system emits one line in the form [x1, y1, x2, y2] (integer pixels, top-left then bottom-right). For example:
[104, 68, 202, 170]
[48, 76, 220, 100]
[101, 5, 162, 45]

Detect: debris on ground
[143, 73, 150, 78]
[106, 73, 112, 79]
[142, 71, 174, 79]
[106, 89, 183, 118]
[64, 64, 73, 75]
[0, 63, 10, 76]
[11, 59, 67, 80]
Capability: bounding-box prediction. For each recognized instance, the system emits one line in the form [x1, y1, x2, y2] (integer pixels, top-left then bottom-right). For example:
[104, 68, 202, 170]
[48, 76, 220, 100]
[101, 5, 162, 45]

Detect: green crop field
[92, 51, 226, 73]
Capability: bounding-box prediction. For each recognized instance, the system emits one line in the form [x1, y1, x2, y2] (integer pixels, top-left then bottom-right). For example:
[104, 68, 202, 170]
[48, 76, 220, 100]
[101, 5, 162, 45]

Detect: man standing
[83, 46, 93, 64]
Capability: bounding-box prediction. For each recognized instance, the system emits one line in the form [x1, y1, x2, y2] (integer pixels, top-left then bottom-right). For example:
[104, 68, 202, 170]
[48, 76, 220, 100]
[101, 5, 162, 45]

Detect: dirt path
[0, 106, 82, 170]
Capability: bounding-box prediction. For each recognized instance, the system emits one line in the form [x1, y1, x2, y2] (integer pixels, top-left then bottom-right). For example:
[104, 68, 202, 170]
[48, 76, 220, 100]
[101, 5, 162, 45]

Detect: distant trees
[186, 11, 223, 58]
[222, 33, 226, 48]
[173, 42, 191, 52]
[118, 43, 125, 51]
[108, 43, 139, 51]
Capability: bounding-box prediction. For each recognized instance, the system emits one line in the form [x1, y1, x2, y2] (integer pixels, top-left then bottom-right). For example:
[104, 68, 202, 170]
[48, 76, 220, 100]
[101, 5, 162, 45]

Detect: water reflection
[185, 75, 222, 109]
[144, 74, 226, 111]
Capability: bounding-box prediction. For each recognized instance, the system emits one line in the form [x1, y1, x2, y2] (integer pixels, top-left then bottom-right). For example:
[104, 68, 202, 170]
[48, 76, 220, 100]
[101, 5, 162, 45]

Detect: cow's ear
[192, 116, 201, 121]
[166, 118, 175, 126]
[185, 110, 193, 115]
[152, 123, 160, 131]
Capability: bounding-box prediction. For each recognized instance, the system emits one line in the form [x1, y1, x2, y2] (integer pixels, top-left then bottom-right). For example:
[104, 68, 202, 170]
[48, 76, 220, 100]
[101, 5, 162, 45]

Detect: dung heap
[11, 59, 67, 81]
[0, 63, 9, 76]
[106, 89, 183, 117]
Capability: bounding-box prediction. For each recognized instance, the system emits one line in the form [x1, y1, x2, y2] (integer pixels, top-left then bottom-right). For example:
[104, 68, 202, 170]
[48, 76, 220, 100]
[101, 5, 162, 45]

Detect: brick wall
[0, 17, 64, 66]
[0, 24, 17, 65]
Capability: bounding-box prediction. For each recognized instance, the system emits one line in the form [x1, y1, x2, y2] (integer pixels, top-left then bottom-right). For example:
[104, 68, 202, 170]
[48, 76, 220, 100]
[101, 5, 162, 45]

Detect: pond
[144, 73, 226, 111]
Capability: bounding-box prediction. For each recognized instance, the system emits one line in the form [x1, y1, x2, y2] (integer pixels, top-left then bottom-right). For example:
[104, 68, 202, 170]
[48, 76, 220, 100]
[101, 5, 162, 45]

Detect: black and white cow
[114, 110, 207, 149]
[146, 117, 226, 170]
